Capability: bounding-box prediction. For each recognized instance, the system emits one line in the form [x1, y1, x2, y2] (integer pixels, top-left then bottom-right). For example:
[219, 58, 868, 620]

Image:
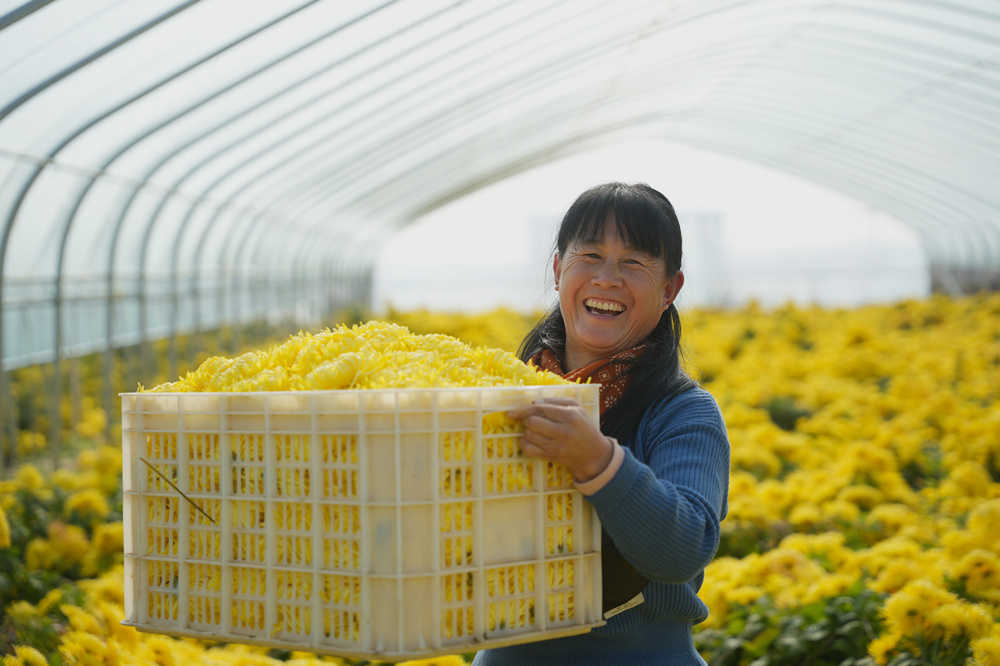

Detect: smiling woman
[473, 183, 731, 666]
[551, 185, 684, 371]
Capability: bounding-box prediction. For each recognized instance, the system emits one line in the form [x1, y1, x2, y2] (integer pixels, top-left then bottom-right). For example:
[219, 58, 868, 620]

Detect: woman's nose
[591, 261, 623, 286]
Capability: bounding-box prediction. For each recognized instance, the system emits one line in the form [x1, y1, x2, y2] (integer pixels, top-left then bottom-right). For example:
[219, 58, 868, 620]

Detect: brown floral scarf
[529, 343, 647, 419]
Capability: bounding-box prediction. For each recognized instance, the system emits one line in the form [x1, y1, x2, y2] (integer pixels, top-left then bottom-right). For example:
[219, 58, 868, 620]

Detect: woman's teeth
[584, 298, 625, 314]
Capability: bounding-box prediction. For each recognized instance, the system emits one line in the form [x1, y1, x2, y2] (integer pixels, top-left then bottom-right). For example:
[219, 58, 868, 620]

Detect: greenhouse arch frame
[1, 0, 999, 466]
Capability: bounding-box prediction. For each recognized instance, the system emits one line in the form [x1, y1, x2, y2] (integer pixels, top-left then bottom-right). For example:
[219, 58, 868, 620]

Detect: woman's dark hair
[518, 182, 696, 444]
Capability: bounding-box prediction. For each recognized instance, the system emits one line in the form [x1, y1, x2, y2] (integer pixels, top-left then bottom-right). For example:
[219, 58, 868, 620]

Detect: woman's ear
[663, 271, 684, 308]
[553, 253, 561, 291]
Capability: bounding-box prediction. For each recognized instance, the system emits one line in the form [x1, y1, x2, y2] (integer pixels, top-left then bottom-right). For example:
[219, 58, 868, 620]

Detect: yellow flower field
[1, 294, 999, 665]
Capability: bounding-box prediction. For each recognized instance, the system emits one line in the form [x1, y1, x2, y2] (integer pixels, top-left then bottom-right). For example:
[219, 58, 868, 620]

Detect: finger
[506, 401, 562, 421]
[518, 439, 548, 460]
[534, 397, 580, 407]
[506, 403, 538, 420]
[520, 414, 563, 441]
[521, 427, 557, 448]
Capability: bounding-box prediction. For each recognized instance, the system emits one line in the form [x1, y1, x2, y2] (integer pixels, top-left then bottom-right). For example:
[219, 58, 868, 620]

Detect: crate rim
[119, 383, 599, 397]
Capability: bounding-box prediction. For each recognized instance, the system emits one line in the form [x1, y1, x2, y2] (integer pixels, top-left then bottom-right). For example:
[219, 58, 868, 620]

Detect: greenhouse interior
[1, 1, 999, 665]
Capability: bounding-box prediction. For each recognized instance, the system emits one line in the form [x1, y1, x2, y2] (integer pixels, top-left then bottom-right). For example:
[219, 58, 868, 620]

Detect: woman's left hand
[506, 397, 613, 483]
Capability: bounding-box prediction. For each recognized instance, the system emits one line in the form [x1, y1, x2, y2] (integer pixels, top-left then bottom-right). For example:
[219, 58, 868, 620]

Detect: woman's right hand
[507, 398, 614, 483]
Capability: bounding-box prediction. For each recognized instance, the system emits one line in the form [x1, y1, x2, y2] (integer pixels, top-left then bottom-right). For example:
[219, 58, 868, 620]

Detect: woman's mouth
[584, 298, 625, 315]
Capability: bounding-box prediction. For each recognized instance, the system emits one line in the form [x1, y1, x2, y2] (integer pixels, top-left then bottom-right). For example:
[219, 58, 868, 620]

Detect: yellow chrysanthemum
[836, 484, 884, 510]
[147, 321, 570, 393]
[867, 631, 900, 665]
[36, 588, 63, 614]
[65, 488, 111, 520]
[870, 560, 929, 595]
[6, 646, 47, 666]
[24, 538, 55, 571]
[939, 462, 993, 498]
[880, 589, 926, 637]
[92, 522, 125, 559]
[4, 601, 37, 623]
[15, 464, 45, 491]
[971, 636, 1000, 666]
[788, 502, 822, 529]
[904, 578, 959, 608]
[953, 602, 996, 640]
[968, 499, 1000, 537]
[61, 604, 104, 635]
[866, 503, 918, 535]
[59, 631, 113, 666]
[398, 656, 468, 666]
[47, 522, 91, 567]
[0, 506, 10, 549]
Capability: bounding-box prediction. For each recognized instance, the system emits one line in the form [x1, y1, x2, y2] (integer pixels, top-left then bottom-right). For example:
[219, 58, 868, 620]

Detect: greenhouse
[1, 1, 999, 665]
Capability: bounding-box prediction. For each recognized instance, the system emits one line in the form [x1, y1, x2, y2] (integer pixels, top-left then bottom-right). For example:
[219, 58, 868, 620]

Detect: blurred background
[373, 140, 928, 313]
[3, 0, 997, 470]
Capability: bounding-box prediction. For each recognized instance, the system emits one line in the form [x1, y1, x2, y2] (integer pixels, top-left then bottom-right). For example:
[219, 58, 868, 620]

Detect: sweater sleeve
[583, 387, 730, 584]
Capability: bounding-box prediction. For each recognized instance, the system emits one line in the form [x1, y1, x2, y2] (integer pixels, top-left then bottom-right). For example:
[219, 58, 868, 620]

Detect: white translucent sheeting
[1, 0, 999, 373]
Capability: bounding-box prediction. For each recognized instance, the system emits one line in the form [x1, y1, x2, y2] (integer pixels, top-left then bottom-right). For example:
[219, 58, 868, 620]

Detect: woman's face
[554, 227, 683, 371]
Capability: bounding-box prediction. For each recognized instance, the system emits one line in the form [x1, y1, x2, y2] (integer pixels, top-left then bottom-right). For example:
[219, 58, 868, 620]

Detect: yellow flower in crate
[398, 656, 468, 666]
[148, 321, 569, 393]
[124, 318, 590, 658]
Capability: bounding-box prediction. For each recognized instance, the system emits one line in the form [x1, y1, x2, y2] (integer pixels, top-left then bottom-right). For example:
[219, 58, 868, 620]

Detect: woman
[473, 182, 730, 665]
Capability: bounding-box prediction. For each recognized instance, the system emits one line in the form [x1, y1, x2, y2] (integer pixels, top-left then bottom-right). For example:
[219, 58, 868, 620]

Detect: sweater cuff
[574, 437, 624, 496]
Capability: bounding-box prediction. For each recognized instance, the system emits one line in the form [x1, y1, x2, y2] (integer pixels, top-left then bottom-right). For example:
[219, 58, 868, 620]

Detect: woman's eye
[627, 255, 657, 266]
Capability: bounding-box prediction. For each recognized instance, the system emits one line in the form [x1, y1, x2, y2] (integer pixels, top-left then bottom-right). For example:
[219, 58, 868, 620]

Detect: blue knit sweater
[472, 385, 730, 665]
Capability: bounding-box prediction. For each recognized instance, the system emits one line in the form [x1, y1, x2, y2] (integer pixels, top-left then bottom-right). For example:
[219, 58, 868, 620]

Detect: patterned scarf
[529, 343, 648, 420]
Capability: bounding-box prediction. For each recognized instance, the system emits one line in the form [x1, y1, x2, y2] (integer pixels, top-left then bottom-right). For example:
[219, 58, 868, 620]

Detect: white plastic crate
[121, 384, 604, 661]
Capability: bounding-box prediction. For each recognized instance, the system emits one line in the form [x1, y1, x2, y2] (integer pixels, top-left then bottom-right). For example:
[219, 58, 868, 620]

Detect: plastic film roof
[2, 0, 1000, 369]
